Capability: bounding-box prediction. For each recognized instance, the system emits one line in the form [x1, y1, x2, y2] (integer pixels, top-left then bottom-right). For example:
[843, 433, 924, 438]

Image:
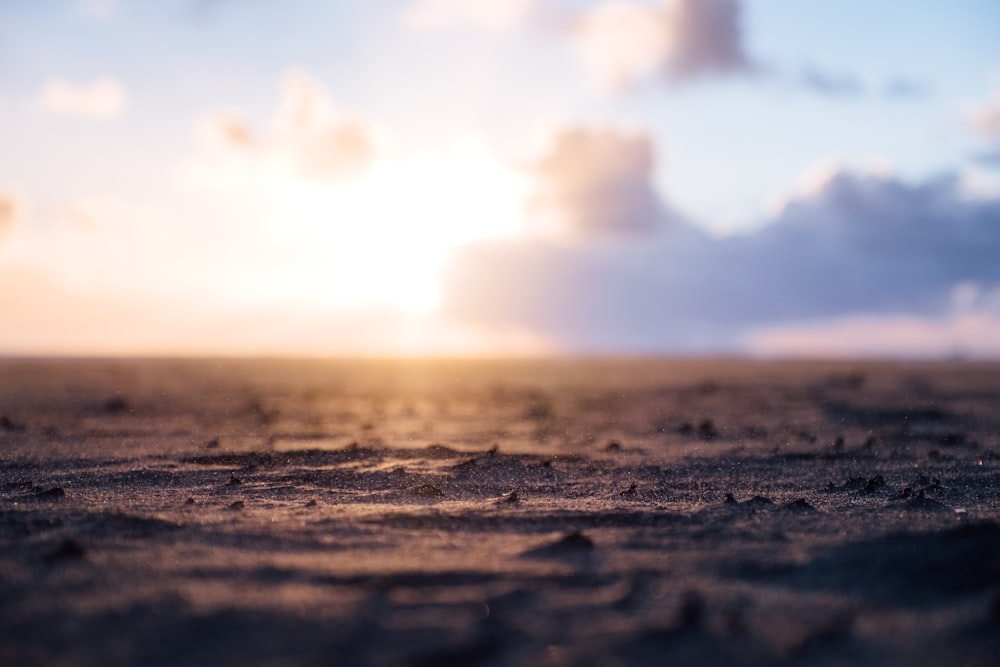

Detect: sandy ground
[1, 358, 999, 666]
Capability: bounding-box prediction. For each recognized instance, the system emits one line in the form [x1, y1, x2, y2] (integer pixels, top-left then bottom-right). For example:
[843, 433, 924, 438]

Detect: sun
[256, 140, 527, 313]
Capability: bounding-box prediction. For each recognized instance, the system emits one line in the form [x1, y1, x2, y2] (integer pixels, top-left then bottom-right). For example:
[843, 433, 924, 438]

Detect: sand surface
[1, 358, 999, 666]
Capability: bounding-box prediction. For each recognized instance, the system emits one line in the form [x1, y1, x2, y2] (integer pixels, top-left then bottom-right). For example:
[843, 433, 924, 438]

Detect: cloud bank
[401, 0, 891, 101]
[444, 128, 1000, 353]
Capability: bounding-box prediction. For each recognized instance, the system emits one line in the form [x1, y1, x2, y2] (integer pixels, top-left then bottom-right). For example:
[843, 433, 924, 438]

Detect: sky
[1, 0, 999, 357]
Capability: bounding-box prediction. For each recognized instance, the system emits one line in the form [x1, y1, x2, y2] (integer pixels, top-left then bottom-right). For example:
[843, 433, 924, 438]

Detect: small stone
[677, 591, 705, 630]
[103, 396, 129, 414]
[863, 474, 885, 493]
[409, 484, 444, 498]
[555, 531, 594, 550]
[497, 490, 520, 504]
[1, 415, 25, 431]
[46, 538, 85, 561]
[783, 498, 817, 511]
[697, 420, 718, 440]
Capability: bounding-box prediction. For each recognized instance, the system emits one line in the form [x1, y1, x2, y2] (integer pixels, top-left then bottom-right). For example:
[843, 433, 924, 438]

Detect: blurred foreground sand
[2, 358, 999, 665]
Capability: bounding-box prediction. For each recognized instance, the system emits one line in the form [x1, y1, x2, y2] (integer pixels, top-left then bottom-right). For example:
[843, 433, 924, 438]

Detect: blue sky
[1, 0, 999, 356]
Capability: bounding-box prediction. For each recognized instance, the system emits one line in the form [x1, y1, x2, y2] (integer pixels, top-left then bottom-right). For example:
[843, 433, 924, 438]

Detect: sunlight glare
[258, 140, 526, 313]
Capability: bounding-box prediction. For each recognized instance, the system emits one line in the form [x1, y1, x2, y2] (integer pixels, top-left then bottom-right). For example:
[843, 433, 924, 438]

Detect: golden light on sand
[256, 140, 527, 313]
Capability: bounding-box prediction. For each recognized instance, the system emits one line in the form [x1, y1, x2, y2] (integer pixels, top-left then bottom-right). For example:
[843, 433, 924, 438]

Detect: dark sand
[1, 358, 999, 666]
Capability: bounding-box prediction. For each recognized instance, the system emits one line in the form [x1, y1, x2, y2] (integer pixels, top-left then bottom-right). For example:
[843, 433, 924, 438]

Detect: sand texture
[1, 358, 999, 666]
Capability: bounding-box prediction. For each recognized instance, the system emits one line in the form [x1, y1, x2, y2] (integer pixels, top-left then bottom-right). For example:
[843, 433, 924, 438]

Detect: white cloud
[969, 93, 1000, 141]
[528, 126, 669, 236]
[799, 67, 864, 96]
[40, 76, 128, 119]
[196, 112, 254, 154]
[567, 0, 751, 90]
[960, 163, 1000, 200]
[273, 70, 375, 181]
[188, 69, 375, 186]
[0, 190, 21, 240]
[566, 2, 675, 91]
[60, 196, 137, 233]
[401, 0, 535, 31]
